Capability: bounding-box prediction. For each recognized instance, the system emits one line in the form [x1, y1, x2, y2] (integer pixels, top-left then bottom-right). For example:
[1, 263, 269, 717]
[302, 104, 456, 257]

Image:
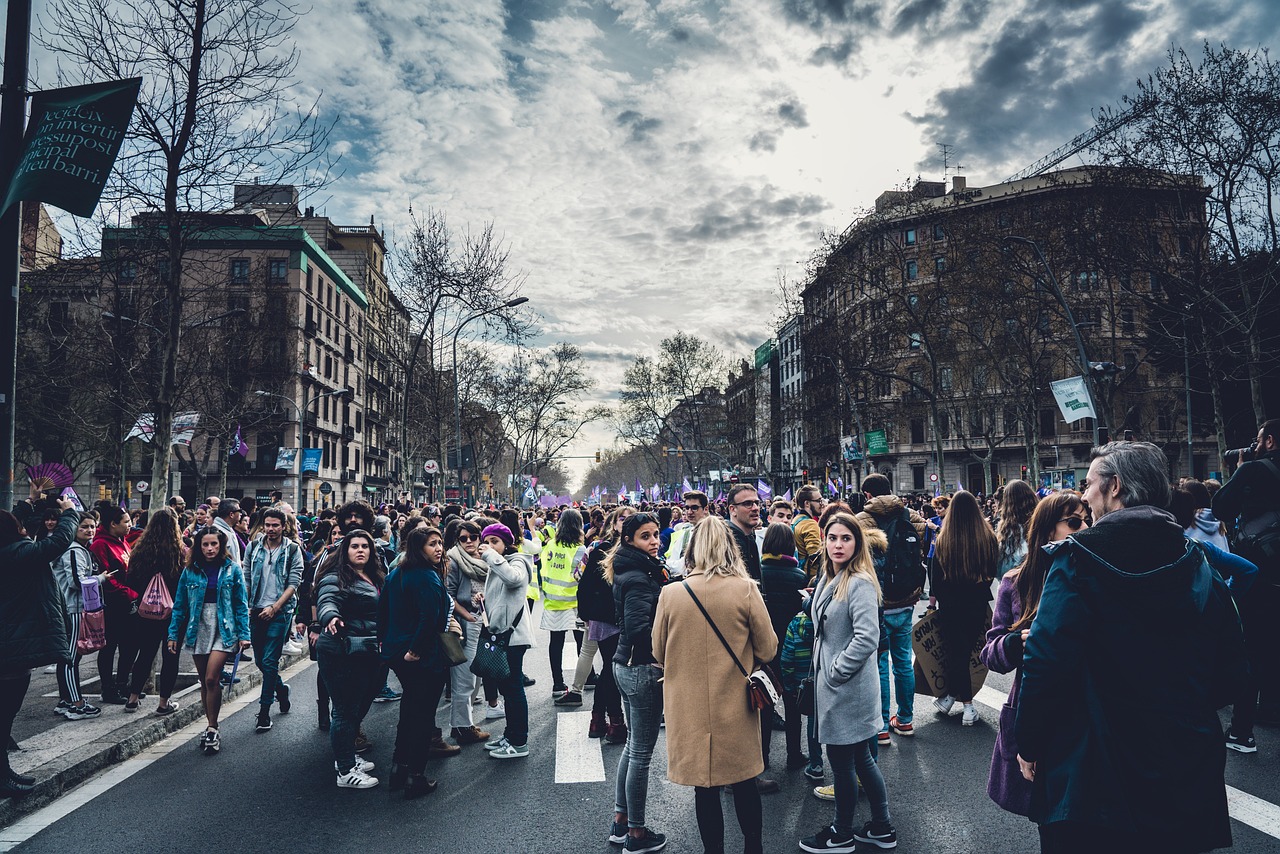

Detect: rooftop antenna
[938, 143, 964, 181]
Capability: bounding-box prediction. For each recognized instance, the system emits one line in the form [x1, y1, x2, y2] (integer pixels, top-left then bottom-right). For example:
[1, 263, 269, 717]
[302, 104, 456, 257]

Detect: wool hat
[480, 523, 515, 546]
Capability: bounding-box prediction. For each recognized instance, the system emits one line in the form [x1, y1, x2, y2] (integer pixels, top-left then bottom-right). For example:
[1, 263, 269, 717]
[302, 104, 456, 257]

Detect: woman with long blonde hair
[801, 512, 896, 854]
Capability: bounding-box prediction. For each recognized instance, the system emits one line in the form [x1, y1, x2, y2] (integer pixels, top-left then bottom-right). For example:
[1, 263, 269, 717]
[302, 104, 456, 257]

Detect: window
[938, 410, 951, 439]
[912, 464, 926, 490]
[1040, 408, 1057, 438]
[908, 331, 922, 350]
[933, 223, 944, 241]
[1124, 350, 1138, 371]
[269, 259, 288, 283]
[118, 261, 136, 284]
[939, 367, 953, 391]
[905, 260, 918, 281]
[910, 417, 925, 444]
[876, 376, 892, 398]
[972, 366, 988, 392]
[908, 293, 919, 308]
[934, 256, 946, 275]
[970, 408, 985, 436]
[1158, 410, 1174, 432]
[1004, 407, 1019, 434]
[1149, 273, 1162, 294]
[1075, 270, 1098, 290]
[1121, 307, 1135, 334]
[230, 258, 250, 284]
[904, 228, 917, 246]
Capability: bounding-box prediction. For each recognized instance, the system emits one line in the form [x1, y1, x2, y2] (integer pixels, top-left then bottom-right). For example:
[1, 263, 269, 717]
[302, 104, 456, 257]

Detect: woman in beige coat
[652, 517, 777, 854]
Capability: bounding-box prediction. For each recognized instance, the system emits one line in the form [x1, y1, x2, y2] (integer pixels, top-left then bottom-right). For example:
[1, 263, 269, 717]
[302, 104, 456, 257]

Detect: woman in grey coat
[802, 512, 897, 854]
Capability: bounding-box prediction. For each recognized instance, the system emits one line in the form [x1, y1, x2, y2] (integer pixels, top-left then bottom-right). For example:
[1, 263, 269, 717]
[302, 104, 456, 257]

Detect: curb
[0, 651, 310, 828]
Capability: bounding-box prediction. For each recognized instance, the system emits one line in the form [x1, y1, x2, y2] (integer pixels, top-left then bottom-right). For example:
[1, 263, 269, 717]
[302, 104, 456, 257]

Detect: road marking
[554, 710, 605, 783]
[0, 659, 314, 852]
[971, 680, 1280, 840]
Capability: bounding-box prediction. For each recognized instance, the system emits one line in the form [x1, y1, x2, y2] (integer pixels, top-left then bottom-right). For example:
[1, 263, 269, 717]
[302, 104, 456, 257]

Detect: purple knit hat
[480, 523, 515, 547]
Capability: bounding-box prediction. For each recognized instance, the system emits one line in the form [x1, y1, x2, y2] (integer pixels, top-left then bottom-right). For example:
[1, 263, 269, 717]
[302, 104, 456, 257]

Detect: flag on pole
[756, 479, 773, 499]
[682, 477, 693, 493]
[636, 478, 643, 495]
[826, 477, 838, 496]
[781, 489, 792, 502]
[233, 424, 248, 458]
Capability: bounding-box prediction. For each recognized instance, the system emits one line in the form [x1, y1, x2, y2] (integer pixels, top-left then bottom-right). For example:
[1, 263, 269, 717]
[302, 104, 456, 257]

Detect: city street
[5, 602, 1279, 854]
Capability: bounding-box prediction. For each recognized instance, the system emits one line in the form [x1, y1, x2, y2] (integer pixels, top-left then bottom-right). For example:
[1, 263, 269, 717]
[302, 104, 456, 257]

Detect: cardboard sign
[911, 606, 991, 698]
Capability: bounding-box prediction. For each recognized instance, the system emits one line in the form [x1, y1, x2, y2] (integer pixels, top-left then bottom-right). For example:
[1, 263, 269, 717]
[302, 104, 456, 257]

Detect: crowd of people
[2, 421, 1278, 854]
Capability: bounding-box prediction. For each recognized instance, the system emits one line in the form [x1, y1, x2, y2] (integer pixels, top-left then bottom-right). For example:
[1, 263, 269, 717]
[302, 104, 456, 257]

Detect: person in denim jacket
[167, 527, 250, 755]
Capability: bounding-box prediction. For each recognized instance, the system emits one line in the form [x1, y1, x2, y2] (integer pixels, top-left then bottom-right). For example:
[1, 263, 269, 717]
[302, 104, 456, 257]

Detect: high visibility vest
[540, 540, 580, 611]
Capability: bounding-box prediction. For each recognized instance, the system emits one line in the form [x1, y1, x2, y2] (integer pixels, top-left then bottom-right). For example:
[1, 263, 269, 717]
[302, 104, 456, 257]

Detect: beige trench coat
[652, 570, 778, 788]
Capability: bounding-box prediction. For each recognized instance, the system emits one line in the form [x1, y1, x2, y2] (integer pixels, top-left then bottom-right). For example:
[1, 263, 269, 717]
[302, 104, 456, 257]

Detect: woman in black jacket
[317, 529, 386, 789]
[576, 507, 631, 742]
[760, 521, 809, 770]
[0, 499, 77, 798]
[605, 512, 669, 854]
[378, 525, 450, 799]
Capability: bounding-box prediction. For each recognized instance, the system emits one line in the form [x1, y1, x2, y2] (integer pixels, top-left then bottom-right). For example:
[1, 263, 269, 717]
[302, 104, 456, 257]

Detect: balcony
[342, 425, 356, 442]
[367, 445, 388, 461]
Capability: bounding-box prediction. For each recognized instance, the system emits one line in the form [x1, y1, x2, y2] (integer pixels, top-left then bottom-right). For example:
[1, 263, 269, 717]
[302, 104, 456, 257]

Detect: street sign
[424, 460, 440, 475]
[319, 482, 333, 495]
[865, 430, 889, 456]
[135, 480, 149, 493]
[929, 473, 939, 483]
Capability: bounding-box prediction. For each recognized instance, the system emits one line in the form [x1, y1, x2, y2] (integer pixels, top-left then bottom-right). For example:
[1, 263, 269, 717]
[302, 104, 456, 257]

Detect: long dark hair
[601, 512, 658, 584]
[556, 509, 584, 547]
[400, 526, 443, 571]
[187, 526, 229, 568]
[1010, 492, 1084, 632]
[332, 529, 386, 589]
[934, 491, 998, 584]
[997, 480, 1038, 563]
[128, 508, 185, 587]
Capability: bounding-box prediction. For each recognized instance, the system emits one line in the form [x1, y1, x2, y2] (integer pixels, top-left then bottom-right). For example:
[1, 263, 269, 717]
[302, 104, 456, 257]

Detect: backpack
[874, 507, 925, 603]
[1236, 460, 1280, 570]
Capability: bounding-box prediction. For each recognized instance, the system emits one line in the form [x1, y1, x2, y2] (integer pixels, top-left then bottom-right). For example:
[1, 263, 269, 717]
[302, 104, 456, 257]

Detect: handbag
[470, 606, 524, 681]
[682, 581, 780, 714]
[797, 676, 815, 717]
[77, 608, 107, 654]
[440, 612, 467, 667]
[342, 634, 379, 656]
[137, 573, 174, 622]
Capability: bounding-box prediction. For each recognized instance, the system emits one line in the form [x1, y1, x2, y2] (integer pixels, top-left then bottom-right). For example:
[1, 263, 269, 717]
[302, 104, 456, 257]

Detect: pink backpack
[137, 573, 174, 621]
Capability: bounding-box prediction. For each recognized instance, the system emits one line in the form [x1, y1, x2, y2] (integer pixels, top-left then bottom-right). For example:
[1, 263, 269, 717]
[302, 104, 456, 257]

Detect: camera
[1226, 444, 1257, 462]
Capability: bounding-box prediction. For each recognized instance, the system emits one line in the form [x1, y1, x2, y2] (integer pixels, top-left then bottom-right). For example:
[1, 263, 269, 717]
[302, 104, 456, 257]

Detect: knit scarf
[449, 544, 489, 582]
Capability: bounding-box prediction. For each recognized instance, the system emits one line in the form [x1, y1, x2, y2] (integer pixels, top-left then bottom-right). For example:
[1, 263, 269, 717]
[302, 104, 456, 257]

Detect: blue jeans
[317, 647, 382, 774]
[250, 611, 291, 708]
[614, 662, 663, 829]
[806, 708, 824, 772]
[496, 646, 529, 746]
[878, 609, 915, 728]
[828, 739, 891, 834]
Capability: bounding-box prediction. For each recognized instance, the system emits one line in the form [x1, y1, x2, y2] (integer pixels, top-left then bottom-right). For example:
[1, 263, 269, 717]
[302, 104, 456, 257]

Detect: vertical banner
[275, 447, 299, 471]
[2, 77, 143, 217]
[300, 448, 323, 474]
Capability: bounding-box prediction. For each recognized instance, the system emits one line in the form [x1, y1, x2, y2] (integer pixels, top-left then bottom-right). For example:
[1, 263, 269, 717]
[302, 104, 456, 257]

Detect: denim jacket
[244, 537, 304, 617]
[168, 559, 251, 649]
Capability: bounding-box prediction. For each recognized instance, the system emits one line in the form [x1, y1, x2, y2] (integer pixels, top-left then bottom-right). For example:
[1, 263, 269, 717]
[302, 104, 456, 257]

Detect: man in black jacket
[1016, 442, 1247, 854]
[1213, 417, 1280, 738]
[725, 483, 762, 581]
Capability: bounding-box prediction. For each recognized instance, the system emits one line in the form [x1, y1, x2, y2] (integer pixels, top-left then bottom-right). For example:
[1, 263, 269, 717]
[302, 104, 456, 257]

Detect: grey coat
[811, 570, 882, 746]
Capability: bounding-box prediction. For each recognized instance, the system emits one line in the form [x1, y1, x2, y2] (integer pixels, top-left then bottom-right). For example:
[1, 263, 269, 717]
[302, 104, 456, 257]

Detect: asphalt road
[9, 629, 1280, 854]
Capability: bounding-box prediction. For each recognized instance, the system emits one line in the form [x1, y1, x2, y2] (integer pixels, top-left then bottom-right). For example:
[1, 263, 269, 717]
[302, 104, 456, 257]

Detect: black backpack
[874, 507, 925, 603]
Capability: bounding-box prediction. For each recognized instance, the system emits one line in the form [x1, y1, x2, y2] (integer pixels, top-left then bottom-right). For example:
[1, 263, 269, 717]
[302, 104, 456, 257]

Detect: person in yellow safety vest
[540, 509, 587, 694]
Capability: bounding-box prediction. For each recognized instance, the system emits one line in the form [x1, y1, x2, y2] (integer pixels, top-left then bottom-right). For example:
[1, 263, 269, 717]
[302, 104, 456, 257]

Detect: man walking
[244, 508, 303, 732]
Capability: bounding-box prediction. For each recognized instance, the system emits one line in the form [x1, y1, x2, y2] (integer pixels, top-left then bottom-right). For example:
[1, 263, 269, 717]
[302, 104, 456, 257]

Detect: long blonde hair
[685, 517, 749, 579]
[819, 512, 882, 604]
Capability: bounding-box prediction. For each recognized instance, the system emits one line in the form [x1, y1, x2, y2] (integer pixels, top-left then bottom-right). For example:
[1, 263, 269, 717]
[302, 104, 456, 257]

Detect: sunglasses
[682, 505, 703, 512]
[457, 534, 477, 542]
[1058, 516, 1086, 530]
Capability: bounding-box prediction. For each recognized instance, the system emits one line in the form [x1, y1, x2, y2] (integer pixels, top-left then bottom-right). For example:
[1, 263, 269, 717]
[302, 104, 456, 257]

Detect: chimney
[952, 175, 967, 193]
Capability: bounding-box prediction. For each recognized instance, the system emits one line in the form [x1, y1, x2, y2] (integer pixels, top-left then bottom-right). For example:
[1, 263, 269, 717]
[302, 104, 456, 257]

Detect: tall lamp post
[256, 381, 348, 513]
[453, 297, 528, 504]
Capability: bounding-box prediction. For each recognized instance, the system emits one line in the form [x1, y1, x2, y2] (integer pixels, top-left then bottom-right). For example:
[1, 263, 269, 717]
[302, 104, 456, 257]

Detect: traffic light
[1020, 465, 1028, 480]
[676, 446, 684, 457]
[595, 450, 601, 462]
[801, 468, 808, 479]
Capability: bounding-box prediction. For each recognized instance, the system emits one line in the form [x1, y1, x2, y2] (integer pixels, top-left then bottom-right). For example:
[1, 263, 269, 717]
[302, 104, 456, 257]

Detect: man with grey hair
[1014, 442, 1247, 854]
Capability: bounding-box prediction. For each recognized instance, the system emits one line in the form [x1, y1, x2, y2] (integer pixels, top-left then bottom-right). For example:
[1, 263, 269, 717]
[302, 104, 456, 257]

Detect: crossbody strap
[682, 580, 749, 680]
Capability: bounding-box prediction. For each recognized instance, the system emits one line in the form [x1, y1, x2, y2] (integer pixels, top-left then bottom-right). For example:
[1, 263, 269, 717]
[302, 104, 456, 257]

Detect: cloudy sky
[35, 0, 1280, 489]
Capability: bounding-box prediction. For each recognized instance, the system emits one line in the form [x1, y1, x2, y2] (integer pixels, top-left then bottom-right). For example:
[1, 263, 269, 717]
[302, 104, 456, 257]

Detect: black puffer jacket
[576, 541, 616, 624]
[0, 509, 78, 675]
[612, 544, 668, 667]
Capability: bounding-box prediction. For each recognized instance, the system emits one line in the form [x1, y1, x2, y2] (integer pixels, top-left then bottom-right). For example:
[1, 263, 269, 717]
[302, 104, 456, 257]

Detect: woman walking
[931, 491, 998, 726]
[444, 518, 491, 746]
[543, 509, 587, 696]
[573, 507, 631, 741]
[607, 512, 669, 854]
[378, 526, 450, 798]
[801, 512, 897, 853]
[478, 523, 537, 759]
[123, 508, 185, 715]
[166, 527, 250, 755]
[982, 492, 1087, 818]
[653, 518, 777, 854]
[316, 529, 386, 787]
[51, 513, 101, 720]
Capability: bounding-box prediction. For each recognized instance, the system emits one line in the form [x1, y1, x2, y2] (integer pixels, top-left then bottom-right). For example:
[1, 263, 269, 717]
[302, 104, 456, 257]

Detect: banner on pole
[1050, 376, 1097, 424]
[125, 412, 199, 445]
[300, 448, 323, 474]
[2, 78, 143, 218]
[275, 447, 298, 471]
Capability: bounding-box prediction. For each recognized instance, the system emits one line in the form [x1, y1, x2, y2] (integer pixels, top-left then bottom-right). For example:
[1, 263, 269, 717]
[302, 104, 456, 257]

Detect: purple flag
[756, 479, 773, 499]
[682, 477, 693, 493]
[234, 423, 248, 458]
[636, 478, 643, 495]
[827, 478, 838, 496]
[781, 489, 792, 502]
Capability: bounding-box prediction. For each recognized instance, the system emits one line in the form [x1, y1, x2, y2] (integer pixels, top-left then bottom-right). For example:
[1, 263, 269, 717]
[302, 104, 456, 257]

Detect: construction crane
[1003, 99, 1152, 183]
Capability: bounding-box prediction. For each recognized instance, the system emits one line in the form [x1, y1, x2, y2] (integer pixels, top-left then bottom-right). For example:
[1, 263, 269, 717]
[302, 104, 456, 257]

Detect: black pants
[592, 633, 623, 717]
[694, 778, 763, 854]
[1232, 580, 1280, 734]
[761, 658, 800, 765]
[548, 628, 584, 688]
[0, 672, 31, 775]
[128, 616, 180, 698]
[97, 602, 134, 696]
[389, 661, 447, 774]
[1039, 822, 1204, 854]
[935, 600, 988, 702]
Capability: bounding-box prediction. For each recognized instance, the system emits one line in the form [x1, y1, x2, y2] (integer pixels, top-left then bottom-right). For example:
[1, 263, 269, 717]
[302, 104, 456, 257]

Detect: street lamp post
[452, 297, 528, 504]
[256, 381, 347, 514]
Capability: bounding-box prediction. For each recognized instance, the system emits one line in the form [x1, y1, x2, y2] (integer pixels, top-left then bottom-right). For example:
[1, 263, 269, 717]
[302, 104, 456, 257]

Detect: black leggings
[694, 778, 763, 854]
[592, 633, 623, 717]
[547, 629, 584, 688]
[128, 616, 180, 698]
[935, 600, 988, 702]
[98, 603, 134, 695]
[0, 672, 31, 775]
[761, 659, 801, 764]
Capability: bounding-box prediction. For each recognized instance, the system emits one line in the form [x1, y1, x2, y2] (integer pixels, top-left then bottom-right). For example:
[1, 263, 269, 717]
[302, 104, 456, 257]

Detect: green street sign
[866, 430, 889, 456]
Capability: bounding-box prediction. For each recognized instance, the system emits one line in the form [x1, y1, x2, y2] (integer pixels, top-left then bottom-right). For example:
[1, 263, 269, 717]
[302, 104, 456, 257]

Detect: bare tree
[39, 0, 335, 501]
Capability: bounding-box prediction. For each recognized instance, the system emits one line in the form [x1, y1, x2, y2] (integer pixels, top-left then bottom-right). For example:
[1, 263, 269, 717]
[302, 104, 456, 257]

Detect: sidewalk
[1, 646, 309, 828]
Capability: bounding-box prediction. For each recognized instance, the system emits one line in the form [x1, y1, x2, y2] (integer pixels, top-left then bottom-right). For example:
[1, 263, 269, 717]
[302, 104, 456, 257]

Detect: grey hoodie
[1185, 509, 1229, 551]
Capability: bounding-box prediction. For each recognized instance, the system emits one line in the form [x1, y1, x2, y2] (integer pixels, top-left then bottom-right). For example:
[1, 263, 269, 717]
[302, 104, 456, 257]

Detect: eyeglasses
[682, 505, 703, 512]
[457, 535, 476, 542]
[1057, 516, 1086, 530]
[732, 500, 762, 508]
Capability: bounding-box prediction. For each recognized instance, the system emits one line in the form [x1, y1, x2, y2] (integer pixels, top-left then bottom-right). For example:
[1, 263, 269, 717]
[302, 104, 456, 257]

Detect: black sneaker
[622, 828, 666, 853]
[1226, 730, 1258, 753]
[799, 825, 857, 854]
[523, 675, 536, 687]
[853, 820, 898, 849]
[277, 683, 291, 714]
[256, 709, 273, 733]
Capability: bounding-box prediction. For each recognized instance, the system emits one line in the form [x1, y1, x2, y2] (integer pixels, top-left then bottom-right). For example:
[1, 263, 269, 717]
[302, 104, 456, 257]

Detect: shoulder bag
[796, 590, 831, 717]
[469, 603, 524, 681]
[440, 595, 467, 667]
[682, 580, 781, 714]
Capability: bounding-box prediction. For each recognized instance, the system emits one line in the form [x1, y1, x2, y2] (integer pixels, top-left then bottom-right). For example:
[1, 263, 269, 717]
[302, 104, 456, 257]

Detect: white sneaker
[336, 767, 379, 789]
[282, 640, 304, 656]
[43, 664, 57, 674]
[485, 700, 506, 719]
[934, 695, 955, 715]
[961, 704, 979, 726]
[335, 756, 375, 773]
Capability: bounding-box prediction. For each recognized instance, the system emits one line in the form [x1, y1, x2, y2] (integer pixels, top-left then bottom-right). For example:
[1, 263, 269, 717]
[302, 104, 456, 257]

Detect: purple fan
[26, 462, 75, 492]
